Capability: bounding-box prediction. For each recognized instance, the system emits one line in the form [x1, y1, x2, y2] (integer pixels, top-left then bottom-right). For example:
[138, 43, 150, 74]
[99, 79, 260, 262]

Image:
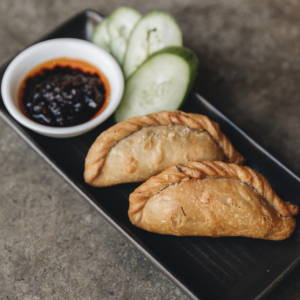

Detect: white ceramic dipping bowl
[1, 38, 124, 138]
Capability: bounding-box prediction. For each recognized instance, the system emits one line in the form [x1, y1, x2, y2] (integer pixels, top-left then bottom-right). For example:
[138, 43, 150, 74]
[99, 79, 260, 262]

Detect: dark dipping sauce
[19, 58, 110, 127]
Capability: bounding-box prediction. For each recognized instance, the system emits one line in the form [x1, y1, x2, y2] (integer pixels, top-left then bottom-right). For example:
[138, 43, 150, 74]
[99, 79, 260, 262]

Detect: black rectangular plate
[1, 10, 300, 300]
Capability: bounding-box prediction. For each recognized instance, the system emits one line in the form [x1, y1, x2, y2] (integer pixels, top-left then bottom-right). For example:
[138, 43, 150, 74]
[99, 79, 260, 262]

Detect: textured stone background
[1, 0, 300, 299]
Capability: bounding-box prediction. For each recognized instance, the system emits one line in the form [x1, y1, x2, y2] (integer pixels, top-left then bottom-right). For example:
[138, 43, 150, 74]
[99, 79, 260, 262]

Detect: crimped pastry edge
[128, 161, 299, 226]
[84, 110, 245, 185]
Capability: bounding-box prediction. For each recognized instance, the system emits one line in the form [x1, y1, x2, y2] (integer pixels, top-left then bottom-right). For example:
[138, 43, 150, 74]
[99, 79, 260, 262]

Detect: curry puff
[128, 161, 298, 240]
[84, 111, 244, 187]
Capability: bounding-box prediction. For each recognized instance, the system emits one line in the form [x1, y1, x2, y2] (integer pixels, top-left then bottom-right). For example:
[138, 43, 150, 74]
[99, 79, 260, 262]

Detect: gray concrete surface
[1, 0, 300, 299]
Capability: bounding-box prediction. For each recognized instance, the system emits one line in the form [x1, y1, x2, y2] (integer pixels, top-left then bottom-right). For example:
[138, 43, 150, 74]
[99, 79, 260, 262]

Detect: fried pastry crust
[84, 111, 245, 187]
[128, 161, 298, 240]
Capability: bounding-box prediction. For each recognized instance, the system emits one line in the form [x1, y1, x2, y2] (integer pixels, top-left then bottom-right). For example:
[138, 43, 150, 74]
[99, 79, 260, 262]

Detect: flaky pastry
[84, 111, 244, 187]
[128, 161, 298, 240]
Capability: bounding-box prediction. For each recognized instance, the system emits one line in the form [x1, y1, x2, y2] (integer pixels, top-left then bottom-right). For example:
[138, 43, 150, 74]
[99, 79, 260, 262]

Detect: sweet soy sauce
[19, 58, 110, 127]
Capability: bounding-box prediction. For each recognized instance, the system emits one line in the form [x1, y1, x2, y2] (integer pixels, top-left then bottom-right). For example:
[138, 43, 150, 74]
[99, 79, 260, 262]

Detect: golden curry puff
[84, 111, 244, 187]
[128, 161, 298, 240]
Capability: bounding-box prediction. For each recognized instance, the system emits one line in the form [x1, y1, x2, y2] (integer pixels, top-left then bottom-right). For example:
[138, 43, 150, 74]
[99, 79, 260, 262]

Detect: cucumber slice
[91, 18, 111, 52]
[123, 10, 183, 78]
[114, 46, 198, 123]
[108, 7, 141, 64]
